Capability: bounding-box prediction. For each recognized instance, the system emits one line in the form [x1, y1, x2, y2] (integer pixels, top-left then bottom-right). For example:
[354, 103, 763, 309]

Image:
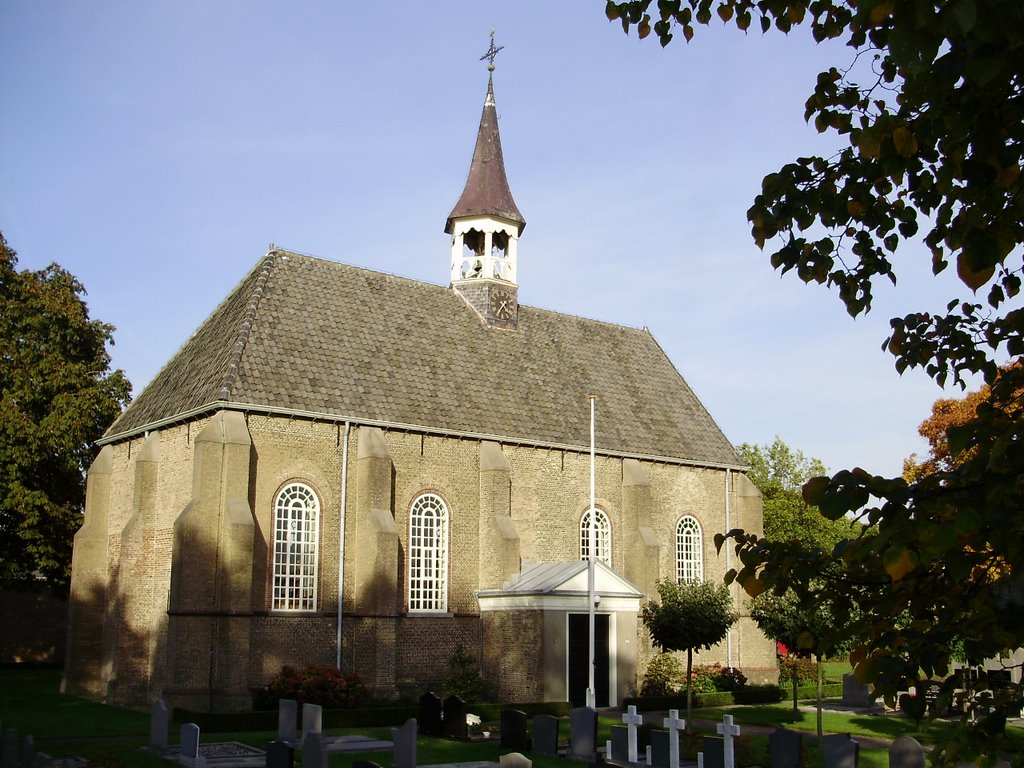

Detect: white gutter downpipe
[725, 468, 734, 669]
[336, 421, 351, 669]
[587, 395, 597, 708]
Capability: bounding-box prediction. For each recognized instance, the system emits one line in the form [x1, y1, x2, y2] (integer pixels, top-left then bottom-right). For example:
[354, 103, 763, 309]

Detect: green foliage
[443, 644, 490, 705]
[607, 1, 1024, 760]
[778, 657, 818, 686]
[255, 664, 367, 709]
[640, 652, 684, 696]
[0, 233, 131, 593]
[642, 579, 737, 655]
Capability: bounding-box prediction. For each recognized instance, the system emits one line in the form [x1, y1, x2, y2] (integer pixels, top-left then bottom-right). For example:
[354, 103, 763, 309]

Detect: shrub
[714, 665, 748, 691]
[641, 653, 684, 696]
[733, 684, 785, 704]
[778, 656, 817, 686]
[443, 644, 490, 704]
[255, 664, 367, 709]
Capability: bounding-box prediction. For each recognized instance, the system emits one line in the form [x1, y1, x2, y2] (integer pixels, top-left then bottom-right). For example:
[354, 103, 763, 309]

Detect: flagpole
[587, 394, 597, 708]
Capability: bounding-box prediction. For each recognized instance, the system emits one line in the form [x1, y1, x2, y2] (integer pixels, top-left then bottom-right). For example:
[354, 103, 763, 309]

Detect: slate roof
[445, 74, 525, 234]
[105, 250, 742, 468]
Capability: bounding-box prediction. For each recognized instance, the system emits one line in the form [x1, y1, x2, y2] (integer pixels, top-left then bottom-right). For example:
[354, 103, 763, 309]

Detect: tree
[0, 233, 131, 594]
[739, 438, 859, 552]
[641, 579, 736, 730]
[607, 2, 1023, 761]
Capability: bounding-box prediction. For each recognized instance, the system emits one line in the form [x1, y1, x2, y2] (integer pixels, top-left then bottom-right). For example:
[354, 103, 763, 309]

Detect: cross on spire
[480, 28, 503, 71]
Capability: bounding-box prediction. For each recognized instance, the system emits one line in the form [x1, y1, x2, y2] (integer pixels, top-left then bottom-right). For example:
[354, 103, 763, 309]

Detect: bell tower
[447, 32, 525, 330]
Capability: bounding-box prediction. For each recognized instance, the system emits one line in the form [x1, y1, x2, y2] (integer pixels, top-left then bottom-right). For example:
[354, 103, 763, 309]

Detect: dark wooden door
[567, 613, 610, 707]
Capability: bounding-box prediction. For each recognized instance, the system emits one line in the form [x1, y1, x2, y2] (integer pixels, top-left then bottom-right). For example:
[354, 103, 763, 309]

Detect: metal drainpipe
[336, 421, 351, 669]
[726, 468, 734, 669]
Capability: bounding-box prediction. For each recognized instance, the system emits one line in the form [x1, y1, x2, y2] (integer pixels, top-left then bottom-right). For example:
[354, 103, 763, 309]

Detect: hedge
[624, 684, 785, 711]
[173, 700, 570, 733]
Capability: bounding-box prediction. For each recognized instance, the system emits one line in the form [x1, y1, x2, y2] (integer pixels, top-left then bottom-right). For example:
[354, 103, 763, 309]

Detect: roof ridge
[217, 251, 278, 401]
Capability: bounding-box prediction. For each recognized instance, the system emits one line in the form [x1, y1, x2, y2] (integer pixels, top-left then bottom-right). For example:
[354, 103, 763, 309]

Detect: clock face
[490, 289, 515, 320]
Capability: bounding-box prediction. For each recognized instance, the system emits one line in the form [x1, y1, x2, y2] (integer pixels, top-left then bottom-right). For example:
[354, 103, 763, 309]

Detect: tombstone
[2, 729, 18, 768]
[150, 699, 170, 751]
[352, 762, 381, 768]
[442, 696, 468, 739]
[921, 681, 944, 715]
[888, 736, 925, 768]
[178, 724, 207, 768]
[609, 726, 629, 763]
[301, 732, 327, 768]
[499, 753, 532, 768]
[568, 707, 598, 762]
[621, 705, 642, 764]
[278, 700, 298, 742]
[391, 718, 417, 768]
[841, 674, 874, 708]
[301, 704, 322, 737]
[822, 734, 859, 768]
[501, 710, 529, 751]
[768, 727, 802, 768]
[266, 740, 294, 768]
[701, 737, 725, 768]
[662, 710, 685, 768]
[532, 714, 560, 757]
[418, 692, 442, 737]
[986, 669, 1012, 690]
[649, 731, 671, 768]
[19, 735, 32, 768]
[32, 753, 52, 768]
[716, 715, 740, 768]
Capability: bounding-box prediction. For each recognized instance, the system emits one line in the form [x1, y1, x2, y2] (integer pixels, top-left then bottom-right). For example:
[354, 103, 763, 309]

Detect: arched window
[579, 507, 611, 566]
[408, 493, 449, 612]
[272, 482, 320, 611]
[676, 515, 703, 583]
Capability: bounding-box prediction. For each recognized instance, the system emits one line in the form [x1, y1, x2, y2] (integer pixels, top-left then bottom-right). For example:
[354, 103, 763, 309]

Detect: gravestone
[32, 753, 52, 768]
[842, 674, 874, 708]
[888, 736, 925, 768]
[987, 669, 1012, 690]
[302, 732, 327, 768]
[419, 693, 442, 737]
[701, 736, 724, 768]
[352, 762, 381, 768]
[278, 700, 298, 742]
[921, 681, 944, 715]
[568, 707, 598, 762]
[621, 705, 642, 764]
[19, 735, 32, 768]
[265, 740, 294, 768]
[501, 710, 529, 751]
[649, 731, 671, 768]
[608, 726, 629, 763]
[662, 710, 685, 768]
[532, 715, 559, 757]
[768, 727, 802, 768]
[301, 704, 322, 737]
[178, 724, 207, 768]
[442, 696, 467, 739]
[499, 753, 532, 768]
[822, 734, 859, 768]
[716, 715, 740, 768]
[391, 718, 417, 768]
[3, 729, 18, 768]
[150, 699, 170, 751]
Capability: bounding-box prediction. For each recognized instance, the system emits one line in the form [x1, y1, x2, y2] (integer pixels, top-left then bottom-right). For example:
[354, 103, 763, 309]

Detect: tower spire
[447, 31, 525, 330]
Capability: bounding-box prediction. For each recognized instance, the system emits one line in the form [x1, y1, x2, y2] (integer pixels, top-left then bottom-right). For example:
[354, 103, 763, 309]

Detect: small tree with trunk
[641, 579, 736, 731]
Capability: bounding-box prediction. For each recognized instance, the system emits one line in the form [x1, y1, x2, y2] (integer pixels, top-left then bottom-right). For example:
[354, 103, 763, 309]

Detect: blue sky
[1, 1, 994, 478]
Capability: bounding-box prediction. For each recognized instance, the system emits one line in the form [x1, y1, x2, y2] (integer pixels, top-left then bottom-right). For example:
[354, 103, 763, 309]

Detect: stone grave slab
[822, 734, 859, 768]
[531, 715, 559, 757]
[419, 693, 442, 737]
[265, 741, 293, 768]
[842, 674, 874, 708]
[20, 735, 33, 768]
[500, 710, 529, 752]
[391, 719, 417, 768]
[301, 705, 322, 737]
[608, 726, 628, 764]
[178, 725, 205, 768]
[888, 736, 924, 768]
[499, 753, 531, 768]
[768, 727, 801, 768]
[568, 707, 597, 762]
[278, 701, 298, 743]
[442, 696, 468, 739]
[301, 733, 326, 768]
[151, 700, 170, 752]
[701, 737, 724, 768]
[324, 737, 393, 754]
[648, 731, 670, 768]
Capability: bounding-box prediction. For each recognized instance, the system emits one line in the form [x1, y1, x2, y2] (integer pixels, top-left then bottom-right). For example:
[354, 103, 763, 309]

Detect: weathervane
[480, 28, 503, 72]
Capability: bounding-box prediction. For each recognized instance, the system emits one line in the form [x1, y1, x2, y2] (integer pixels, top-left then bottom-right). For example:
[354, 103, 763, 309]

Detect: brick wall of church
[481, 610, 545, 702]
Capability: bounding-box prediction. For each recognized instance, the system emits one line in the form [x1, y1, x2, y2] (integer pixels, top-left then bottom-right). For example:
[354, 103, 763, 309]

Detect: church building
[63, 55, 775, 712]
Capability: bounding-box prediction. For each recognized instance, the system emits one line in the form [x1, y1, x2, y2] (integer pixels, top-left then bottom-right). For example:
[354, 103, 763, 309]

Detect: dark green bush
[443, 644, 490, 705]
[641, 653, 684, 696]
[733, 684, 785, 704]
[778, 656, 817, 685]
